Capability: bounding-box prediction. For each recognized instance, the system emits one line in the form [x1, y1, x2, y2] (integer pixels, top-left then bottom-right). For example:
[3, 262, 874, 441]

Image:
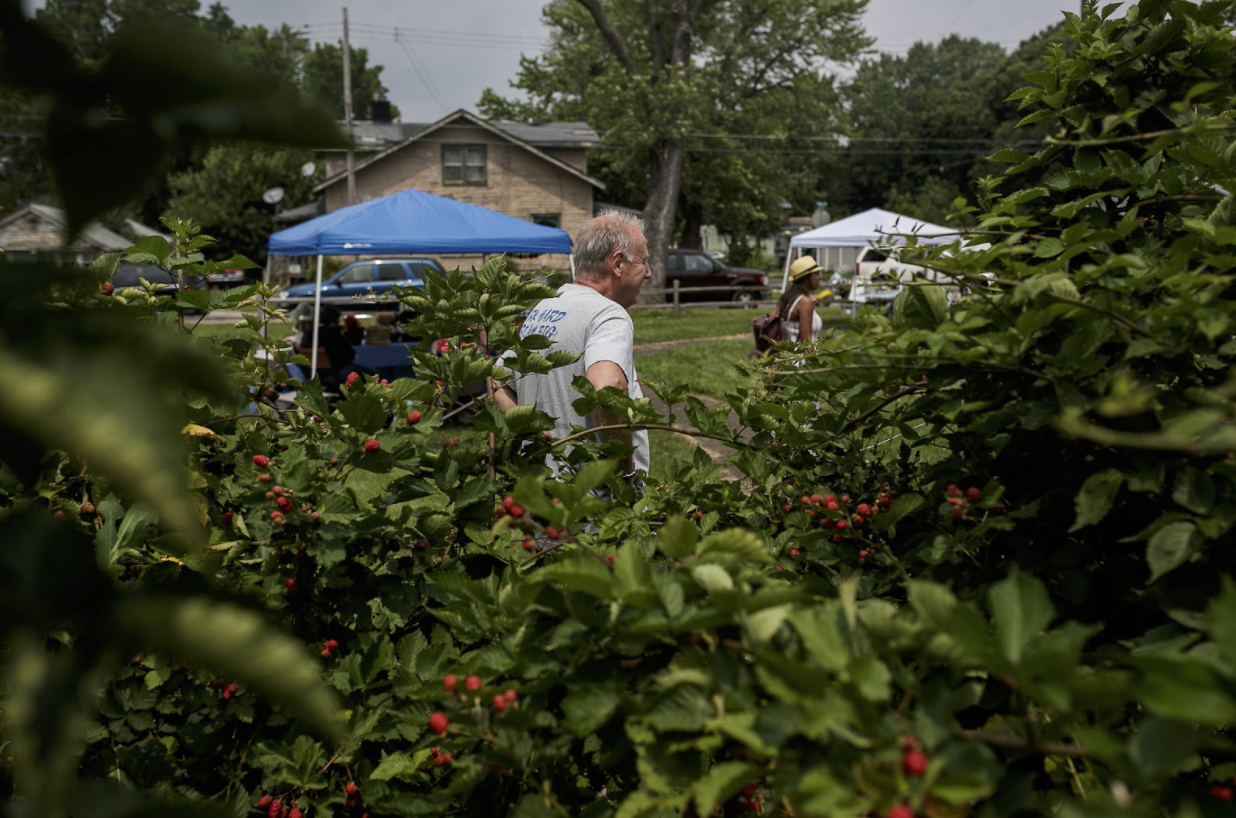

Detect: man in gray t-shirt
[495, 211, 652, 478]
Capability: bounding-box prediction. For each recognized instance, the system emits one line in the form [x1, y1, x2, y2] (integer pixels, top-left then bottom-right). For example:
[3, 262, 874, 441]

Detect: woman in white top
[779, 255, 824, 344]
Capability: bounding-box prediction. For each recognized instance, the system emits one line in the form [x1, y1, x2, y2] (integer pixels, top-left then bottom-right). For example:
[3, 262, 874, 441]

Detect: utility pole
[342, 6, 356, 206]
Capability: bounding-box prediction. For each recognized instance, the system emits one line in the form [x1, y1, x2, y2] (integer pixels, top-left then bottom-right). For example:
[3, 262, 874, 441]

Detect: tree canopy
[480, 0, 870, 290]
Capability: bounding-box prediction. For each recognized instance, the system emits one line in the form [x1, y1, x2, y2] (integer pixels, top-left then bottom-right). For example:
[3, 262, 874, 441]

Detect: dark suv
[275, 257, 446, 311]
[666, 249, 767, 303]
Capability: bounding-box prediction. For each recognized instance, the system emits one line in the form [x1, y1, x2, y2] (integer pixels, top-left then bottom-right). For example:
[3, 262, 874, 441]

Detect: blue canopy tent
[267, 188, 573, 377]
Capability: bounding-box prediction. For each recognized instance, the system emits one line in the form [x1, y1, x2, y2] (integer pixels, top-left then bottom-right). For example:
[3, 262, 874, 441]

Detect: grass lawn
[194, 322, 294, 342]
[636, 338, 754, 400]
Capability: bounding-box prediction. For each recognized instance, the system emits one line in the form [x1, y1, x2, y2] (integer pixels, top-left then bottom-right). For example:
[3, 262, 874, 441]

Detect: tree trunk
[679, 197, 704, 250]
[642, 137, 686, 302]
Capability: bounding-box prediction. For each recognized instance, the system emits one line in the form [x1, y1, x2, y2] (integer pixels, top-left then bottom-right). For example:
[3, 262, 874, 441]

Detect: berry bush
[7, 3, 1236, 818]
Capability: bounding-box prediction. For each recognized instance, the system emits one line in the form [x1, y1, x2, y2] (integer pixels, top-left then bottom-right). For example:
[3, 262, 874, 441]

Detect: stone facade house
[313, 109, 605, 274]
[0, 203, 142, 264]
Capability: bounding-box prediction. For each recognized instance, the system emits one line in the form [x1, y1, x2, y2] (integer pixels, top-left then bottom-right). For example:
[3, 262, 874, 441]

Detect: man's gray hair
[574, 211, 646, 279]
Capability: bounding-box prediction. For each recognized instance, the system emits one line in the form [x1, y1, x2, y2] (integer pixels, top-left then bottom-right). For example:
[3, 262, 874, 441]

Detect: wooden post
[672, 280, 681, 318]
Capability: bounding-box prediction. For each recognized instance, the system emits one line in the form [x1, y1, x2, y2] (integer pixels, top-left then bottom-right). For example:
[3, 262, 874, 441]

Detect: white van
[850, 245, 965, 304]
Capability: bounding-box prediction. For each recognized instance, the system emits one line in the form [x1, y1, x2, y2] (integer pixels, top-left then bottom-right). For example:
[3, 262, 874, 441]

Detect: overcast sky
[29, 0, 1110, 123]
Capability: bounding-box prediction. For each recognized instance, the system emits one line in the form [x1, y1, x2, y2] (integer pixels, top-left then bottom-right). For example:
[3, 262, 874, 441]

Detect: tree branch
[574, 0, 637, 75]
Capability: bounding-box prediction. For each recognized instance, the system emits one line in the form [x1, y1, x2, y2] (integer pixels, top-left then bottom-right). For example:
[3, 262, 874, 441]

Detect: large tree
[480, 0, 869, 295]
[829, 34, 1008, 223]
[165, 146, 317, 264]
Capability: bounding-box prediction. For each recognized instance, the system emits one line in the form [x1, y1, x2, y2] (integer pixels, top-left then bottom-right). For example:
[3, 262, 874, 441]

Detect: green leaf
[0, 347, 213, 546]
[1172, 468, 1215, 515]
[656, 515, 699, 560]
[697, 529, 771, 563]
[988, 570, 1054, 664]
[693, 762, 761, 817]
[370, 749, 432, 782]
[789, 605, 848, 671]
[561, 684, 622, 736]
[1127, 719, 1204, 778]
[111, 596, 344, 742]
[691, 564, 735, 594]
[871, 493, 925, 531]
[534, 556, 613, 599]
[1135, 655, 1236, 724]
[1070, 468, 1124, 531]
[335, 395, 387, 434]
[1147, 521, 1199, 582]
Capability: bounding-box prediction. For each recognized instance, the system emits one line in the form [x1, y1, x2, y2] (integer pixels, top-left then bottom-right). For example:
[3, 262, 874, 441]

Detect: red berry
[452, 437, 460, 446]
[545, 526, 559, 540]
[407, 410, 422, 424]
[503, 689, 517, 703]
[835, 520, 848, 530]
[428, 712, 450, 734]
[270, 511, 284, 522]
[257, 795, 272, 809]
[946, 484, 961, 496]
[696, 510, 704, 519]
[363, 438, 380, 453]
[782, 504, 792, 513]
[887, 806, 914, 818]
[502, 496, 515, 511]
[840, 495, 850, 503]
[465, 675, 482, 691]
[952, 508, 964, 519]
[344, 781, 359, 795]
[267, 802, 281, 818]
[1211, 784, 1234, 801]
[857, 503, 872, 517]
[284, 578, 296, 589]
[329, 458, 338, 467]
[789, 548, 800, 557]
[521, 538, 535, 552]
[902, 748, 928, 776]
[877, 492, 893, 508]
[443, 673, 458, 693]
[325, 639, 339, 651]
[259, 473, 272, 484]
[100, 281, 115, 296]
[810, 493, 821, 504]
[819, 518, 834, 529]
[543, 433, 553, 442]
[966, 487, 982, 502]
[345, 372, 360, 387]
[379, 379, 389, 387]
[509, 505, 524, 519]
[288, 810, 303, 818]
[493, 694, 508, 712]
[223, 511, 233, 523]
[832, 535, 843, 543]
[800, 495, 811, 505]
[606, 554, 615, 567]
[320, 648, 331, 658]
[253, 454, 269, 467]
[858, 549, 870, 561]
[276, 496, 293, 512]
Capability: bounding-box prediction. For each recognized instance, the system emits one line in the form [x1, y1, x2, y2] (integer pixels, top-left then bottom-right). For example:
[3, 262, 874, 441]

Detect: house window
[442, 144, 487, 185]
[531, 213, 561, 228]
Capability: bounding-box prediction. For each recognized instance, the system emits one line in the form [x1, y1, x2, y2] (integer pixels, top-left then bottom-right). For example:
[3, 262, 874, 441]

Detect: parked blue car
[275, 257, 445, 311]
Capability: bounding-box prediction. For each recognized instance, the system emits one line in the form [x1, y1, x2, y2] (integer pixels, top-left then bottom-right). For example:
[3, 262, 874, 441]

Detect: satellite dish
[262, 186, 285, 205]
[301, 161, 316, 177]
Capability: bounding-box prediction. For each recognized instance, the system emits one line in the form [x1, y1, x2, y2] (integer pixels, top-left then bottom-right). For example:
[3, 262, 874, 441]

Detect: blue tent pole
[310, 254, 324, 380]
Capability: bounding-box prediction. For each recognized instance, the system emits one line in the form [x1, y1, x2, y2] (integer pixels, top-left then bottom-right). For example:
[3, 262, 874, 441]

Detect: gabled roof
[316, 109, 605, 193]
[0, 203, 134, 252]
[345, 118, 600, 151]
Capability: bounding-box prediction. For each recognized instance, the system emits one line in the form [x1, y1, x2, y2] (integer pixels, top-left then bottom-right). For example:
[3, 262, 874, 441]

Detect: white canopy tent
[782, 207, 961, 291]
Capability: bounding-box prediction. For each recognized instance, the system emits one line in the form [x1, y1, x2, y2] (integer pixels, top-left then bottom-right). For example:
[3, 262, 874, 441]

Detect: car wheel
[731, 290, 758, 304]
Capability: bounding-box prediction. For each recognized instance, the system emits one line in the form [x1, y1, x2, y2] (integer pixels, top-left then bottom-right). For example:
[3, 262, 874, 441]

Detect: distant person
[494, 211, 652, 485]
[780, 255, 824, 344]
[342, 314, 365, 345]
[365, 312, 395, 346]
[295, 306, 366, 389]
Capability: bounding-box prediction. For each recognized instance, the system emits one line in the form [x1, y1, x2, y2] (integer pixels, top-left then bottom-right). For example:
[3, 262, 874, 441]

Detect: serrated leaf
[697, 529, 771, 563]
[693, 762, 761, 817]
[988, 569, 1054, 664]
[111, 596, 343, 742]
[534, 556, 613, 598]
[0, 347, 214, 546]
[1070, 468, 1124, 531]
[1147, 521, 1198, 582]
[691, 564, 734, 593]
[561, 684, 621, 736]
[335, 395, 387, 434]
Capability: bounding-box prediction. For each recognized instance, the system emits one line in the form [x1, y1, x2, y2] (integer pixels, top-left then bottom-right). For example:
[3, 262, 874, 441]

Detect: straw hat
[788, 255, 823, 281]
